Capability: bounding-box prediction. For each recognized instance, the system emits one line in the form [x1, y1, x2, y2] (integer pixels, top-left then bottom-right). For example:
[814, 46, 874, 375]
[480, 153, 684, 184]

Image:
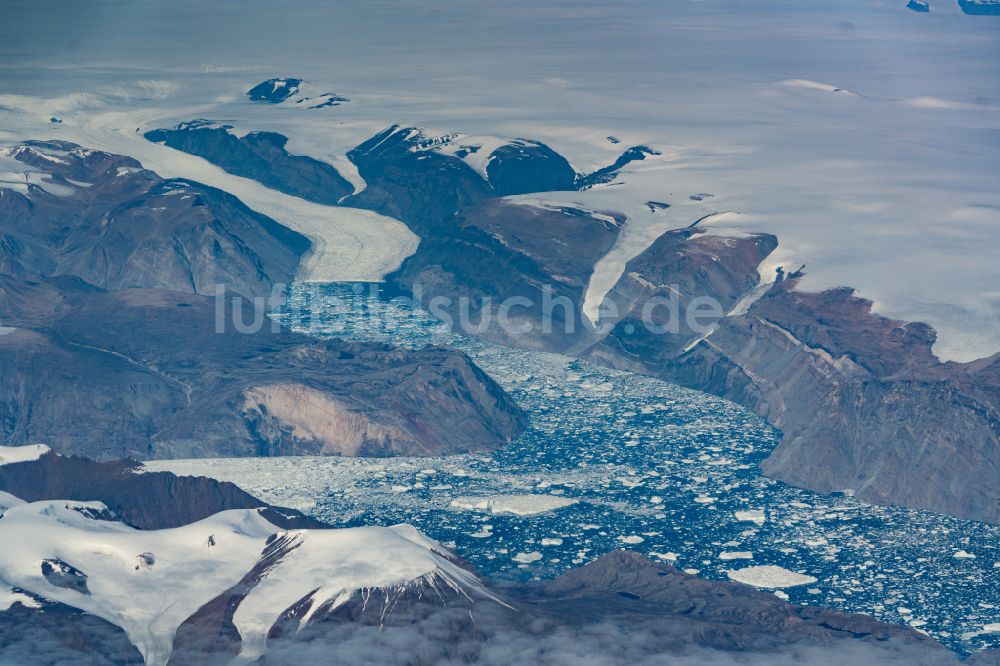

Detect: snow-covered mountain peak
[0, 496, 494, 666]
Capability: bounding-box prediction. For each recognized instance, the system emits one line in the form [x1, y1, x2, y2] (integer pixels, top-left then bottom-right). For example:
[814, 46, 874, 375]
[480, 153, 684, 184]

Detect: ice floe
[726, 565, 818, 589]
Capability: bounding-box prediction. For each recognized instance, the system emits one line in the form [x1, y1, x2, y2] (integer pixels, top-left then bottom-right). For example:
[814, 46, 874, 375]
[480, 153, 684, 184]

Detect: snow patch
[0, 588, 41, 612]
[0, 444, 50, 467]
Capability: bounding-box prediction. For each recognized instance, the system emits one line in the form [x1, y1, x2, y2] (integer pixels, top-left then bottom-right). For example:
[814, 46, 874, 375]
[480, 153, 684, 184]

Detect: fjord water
[148, 283, 1000, 656]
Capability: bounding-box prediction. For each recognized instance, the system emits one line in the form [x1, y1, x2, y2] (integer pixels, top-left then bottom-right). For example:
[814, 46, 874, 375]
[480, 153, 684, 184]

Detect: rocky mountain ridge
[588, 226, 1000, 523]
[0, 275, 525, 461]
[0, 140, 309, 299]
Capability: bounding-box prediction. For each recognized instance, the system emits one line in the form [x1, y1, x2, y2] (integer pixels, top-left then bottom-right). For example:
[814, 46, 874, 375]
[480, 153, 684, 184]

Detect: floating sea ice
[727, 565, 818, 589]
[619, 535, 645, 544]
[450, 495, 577, 515]
[735, 509, 766, 525]
[513, 551, 543, 564]
[650, 552, 678, 562]
[719, 551, 753, 560]
[954, 550, 977, 559]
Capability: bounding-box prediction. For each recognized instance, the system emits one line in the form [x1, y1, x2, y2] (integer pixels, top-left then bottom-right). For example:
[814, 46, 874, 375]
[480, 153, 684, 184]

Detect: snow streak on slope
[0, 499, 483, 666]
[0, 444, 50, 466]
[232, 524, 499, 661]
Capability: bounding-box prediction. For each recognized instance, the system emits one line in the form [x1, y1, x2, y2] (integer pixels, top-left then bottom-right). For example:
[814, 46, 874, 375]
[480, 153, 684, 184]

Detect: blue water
[171, 282, 1000, 655]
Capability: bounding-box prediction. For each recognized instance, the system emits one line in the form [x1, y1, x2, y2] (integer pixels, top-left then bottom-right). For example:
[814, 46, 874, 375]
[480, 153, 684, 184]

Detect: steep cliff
[0, 277, 526, 460]
[588, 227, 1000, 523]
[0, 141, 309, 299]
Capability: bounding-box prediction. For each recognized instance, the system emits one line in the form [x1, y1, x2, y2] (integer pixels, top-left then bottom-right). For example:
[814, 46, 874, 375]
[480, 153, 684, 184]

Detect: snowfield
[0, 498, 485, 666]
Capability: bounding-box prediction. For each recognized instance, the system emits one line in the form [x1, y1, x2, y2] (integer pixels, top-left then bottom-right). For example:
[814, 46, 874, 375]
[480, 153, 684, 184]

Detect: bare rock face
[344, 125, 496, 236]
[0, 450, 324, 529]
[241, 383, 418, 456]
[40, 559, 90, 595]
[0, 276, 526, 461]
[145, 122, 354, 204]
[0, 594, 144, 666]
[588, 226, 1000, 523]
[0, 140, 308, 299]
[712, 279, 1000, 523]
[590, 225, 778, 365]
[522, 550, 952, 664]
[252, 550, 954, 666]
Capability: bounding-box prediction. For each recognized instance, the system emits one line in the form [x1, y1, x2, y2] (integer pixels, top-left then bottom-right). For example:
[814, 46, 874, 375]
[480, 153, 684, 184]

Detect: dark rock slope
[344, 125, 496, 235]
[0, 140, 309, 299]
[387, 198, 623, 351]
[588, 226, 1000, 524]
[0, 594, 144, 666]
[245, 78, 348, 108]
[145, 122, 354, 204]
[144, 123, 657, 351]
[0, 276, 526, 460]
[0, 450, 323, 529]
[343, 127, 629, 350]
[591, 224, 778, 363]
[523, 550, 951, 662]
[257, 550, 953, 666]
[485, 138, 576, 195]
